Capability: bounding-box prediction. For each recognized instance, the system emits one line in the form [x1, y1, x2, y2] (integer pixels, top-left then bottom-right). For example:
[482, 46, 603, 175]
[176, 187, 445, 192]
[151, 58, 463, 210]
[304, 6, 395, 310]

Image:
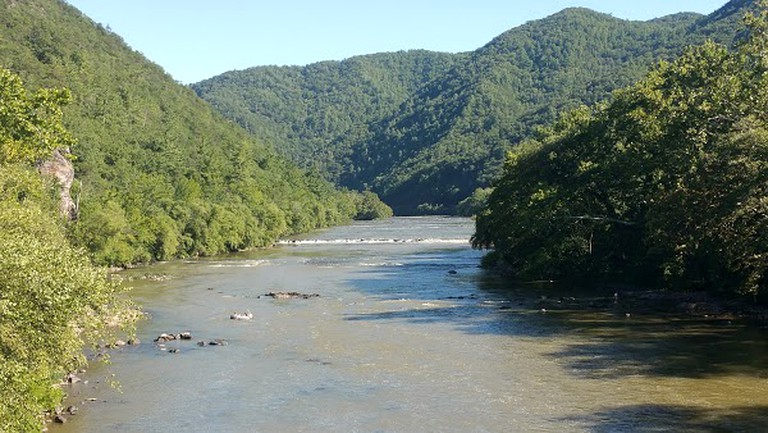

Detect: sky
[64, 1, 729, 84]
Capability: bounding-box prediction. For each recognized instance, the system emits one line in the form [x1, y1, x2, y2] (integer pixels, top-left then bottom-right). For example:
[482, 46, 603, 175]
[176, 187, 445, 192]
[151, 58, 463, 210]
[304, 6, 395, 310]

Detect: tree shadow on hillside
[343, 250, 768, 380]
[561, 404, 768, 433]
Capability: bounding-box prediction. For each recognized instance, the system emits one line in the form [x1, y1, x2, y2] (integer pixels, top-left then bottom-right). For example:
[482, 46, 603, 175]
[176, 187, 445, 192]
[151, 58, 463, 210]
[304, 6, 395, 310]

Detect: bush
[0, 165, 136, 432]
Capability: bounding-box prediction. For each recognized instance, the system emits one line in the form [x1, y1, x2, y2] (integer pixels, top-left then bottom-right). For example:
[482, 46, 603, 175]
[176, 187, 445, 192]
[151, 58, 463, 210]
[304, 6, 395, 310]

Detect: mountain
[0, 0, 388, 265]
[193, 0, 754, 214]
[192, 51, 463, 184]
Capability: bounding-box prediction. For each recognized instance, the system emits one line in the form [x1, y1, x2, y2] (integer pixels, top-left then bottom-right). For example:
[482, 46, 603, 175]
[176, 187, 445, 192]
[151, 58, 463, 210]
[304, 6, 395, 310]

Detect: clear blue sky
[64, 1, 729, 84]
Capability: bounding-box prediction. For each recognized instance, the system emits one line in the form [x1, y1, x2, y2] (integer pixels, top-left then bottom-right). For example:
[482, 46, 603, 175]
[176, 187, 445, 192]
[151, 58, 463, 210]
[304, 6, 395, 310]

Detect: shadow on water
[540, 311, 768, 380]
[560, 404, 768, 433]
[343, 249, 768, 380]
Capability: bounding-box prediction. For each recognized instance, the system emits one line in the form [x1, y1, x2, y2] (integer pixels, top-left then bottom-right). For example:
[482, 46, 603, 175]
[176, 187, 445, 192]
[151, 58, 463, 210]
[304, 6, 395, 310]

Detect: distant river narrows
[55, 216, 768, 432]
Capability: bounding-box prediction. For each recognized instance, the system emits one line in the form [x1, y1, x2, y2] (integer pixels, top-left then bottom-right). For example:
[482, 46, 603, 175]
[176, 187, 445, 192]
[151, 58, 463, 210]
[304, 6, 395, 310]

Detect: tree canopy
[473, 3, 768, 298]
[0, 0, 389, 266]
[0, 67, 136, 433]
[194, 1, 753, 214]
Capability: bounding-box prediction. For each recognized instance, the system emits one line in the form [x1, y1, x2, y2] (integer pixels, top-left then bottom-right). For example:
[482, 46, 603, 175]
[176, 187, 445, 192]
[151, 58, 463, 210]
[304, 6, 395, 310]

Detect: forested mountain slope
[194, 0, 753, 214]
[0, 0, 387, 265]
[474, 3, 768, 297]
[192, 51, 462, 184]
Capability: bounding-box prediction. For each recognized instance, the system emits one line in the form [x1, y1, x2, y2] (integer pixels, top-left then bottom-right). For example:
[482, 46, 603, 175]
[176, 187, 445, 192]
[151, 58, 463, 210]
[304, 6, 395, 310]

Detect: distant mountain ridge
[193, 0, 755, 214]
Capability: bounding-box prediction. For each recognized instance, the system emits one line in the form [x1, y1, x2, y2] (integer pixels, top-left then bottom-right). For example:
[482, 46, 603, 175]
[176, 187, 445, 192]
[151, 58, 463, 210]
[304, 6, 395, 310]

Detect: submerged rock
[441, 294, 478, 300]
[264, 291, 320, 300]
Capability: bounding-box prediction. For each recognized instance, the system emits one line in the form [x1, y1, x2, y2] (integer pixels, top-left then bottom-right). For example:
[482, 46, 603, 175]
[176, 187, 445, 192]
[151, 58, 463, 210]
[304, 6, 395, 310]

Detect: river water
[55, 216, 768, 432]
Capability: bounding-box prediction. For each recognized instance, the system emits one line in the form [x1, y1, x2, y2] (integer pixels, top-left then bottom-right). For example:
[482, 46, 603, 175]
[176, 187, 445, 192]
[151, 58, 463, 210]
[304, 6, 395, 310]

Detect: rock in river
[264, 291, 320, 300]
[230, 311, 253, 320]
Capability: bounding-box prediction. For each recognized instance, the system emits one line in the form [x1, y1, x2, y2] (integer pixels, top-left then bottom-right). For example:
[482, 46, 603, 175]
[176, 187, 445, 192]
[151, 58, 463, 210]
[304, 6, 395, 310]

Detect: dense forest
[474, 3, 768, 299]
[0, 1, 390, 430]
[0, 0, 390, 267]
[0, 67, 137, 432]
[194, 1, 752, 214]
[1, 0, 766, 430]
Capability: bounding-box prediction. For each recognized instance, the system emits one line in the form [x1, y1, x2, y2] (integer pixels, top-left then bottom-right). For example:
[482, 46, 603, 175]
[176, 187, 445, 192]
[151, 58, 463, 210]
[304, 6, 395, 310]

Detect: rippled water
[55, 217, 768, 432]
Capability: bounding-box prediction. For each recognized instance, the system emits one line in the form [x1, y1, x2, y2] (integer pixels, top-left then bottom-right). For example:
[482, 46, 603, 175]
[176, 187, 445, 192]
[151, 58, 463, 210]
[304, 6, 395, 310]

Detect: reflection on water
[55, 217, 768, 432]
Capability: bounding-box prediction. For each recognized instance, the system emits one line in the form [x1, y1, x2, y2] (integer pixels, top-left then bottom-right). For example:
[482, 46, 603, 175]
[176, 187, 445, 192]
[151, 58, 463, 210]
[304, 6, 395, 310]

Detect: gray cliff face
[38, 148, 76, 220]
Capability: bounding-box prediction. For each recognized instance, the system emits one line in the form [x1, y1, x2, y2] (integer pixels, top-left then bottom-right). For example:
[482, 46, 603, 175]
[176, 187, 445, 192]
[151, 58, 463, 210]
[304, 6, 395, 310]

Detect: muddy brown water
[54, 217, 768, 432]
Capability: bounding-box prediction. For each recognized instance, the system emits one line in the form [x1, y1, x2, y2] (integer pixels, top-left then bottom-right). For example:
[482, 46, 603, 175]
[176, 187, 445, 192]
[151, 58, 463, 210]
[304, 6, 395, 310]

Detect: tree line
[474, 3, 768, 299]
[194, 2, 750, 214]
[0, 0, 391, 267]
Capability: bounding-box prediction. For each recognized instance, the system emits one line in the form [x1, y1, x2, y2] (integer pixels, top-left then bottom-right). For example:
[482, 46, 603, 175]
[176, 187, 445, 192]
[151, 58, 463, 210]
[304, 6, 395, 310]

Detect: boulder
[230, 311, 253, 320]
[154, 333, 177, 343]
[65, 373, 81, 384]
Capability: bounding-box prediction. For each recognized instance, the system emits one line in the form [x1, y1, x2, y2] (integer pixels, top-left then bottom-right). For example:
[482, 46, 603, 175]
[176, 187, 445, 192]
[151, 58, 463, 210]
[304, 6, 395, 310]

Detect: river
[55, 216, 768, 432]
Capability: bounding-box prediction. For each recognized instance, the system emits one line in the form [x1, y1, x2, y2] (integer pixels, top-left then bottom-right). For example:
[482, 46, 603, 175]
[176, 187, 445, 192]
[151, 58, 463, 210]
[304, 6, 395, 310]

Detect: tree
[474, 3, 768, 297]
[0, 68, 136, 433]
[0, 68, 74, 165]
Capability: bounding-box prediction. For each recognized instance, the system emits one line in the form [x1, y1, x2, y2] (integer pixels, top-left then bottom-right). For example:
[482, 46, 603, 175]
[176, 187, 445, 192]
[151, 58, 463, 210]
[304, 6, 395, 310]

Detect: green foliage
[0, 67, 73, 164]
[194, 3, 752, 214]
[0, 165, 134, 432]
[193, 51, 460, 186]
[0, 67, 135, 431]
[474, 3, 768, 298]
[351, 190, 394, 220]
[0, 0, 378, 266]
[456, 187, 493, 217]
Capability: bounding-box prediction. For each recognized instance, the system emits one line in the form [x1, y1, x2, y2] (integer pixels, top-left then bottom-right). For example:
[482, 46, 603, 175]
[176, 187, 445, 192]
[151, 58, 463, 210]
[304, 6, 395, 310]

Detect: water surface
[56, 217, 768, 432]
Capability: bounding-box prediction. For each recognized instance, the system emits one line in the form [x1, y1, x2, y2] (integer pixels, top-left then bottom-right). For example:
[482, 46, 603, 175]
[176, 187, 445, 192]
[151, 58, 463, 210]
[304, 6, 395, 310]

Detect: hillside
[193, 1, 753, 214]
[0, 0, 388, 265]
[473, 3, 768, 297]
[193, 51, 462, 184]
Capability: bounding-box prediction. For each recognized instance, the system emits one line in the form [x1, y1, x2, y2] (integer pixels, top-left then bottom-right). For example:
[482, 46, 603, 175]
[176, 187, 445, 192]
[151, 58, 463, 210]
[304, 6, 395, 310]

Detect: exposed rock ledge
[37, 147, 76, 220]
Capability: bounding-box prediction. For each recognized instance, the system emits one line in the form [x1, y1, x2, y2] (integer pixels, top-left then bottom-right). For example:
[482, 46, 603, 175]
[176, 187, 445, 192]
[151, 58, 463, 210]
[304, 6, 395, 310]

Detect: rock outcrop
[37, 148, 76, 220]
